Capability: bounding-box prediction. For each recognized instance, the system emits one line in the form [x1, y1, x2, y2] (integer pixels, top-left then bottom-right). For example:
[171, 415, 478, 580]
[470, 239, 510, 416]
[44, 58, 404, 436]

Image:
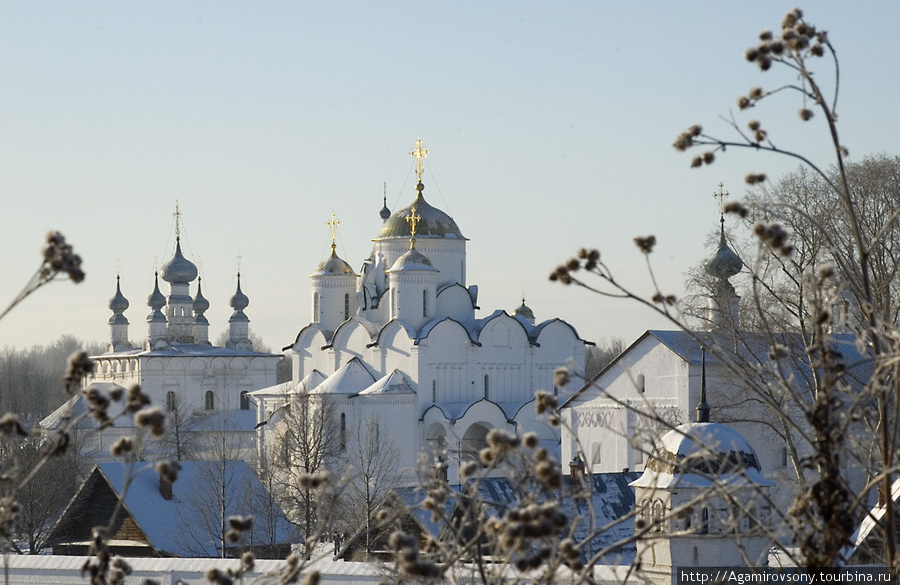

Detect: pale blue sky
[1, 2, 897, 351]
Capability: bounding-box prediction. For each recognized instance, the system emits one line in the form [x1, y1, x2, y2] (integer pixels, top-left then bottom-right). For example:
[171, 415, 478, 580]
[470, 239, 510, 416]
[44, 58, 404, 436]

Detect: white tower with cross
[309, 213, 359, 335]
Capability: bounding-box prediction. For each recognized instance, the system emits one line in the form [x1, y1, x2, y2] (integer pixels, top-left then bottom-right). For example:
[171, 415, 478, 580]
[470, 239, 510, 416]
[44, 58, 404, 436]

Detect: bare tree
[0, 435, 78, 554]
[267, 391, 340, 540]
[340, 414, 400, 560]
[176, 420, 251, 558]
[158, 396, 199, 461]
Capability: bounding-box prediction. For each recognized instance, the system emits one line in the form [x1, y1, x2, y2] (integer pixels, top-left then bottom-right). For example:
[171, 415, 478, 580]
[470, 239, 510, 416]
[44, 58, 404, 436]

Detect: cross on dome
[405, 206, 421, 249]
[327, 213, 340, 252]
[713, 182, 729, 221]
[173, 201, 183, 239]
[410, 137, 428, 182]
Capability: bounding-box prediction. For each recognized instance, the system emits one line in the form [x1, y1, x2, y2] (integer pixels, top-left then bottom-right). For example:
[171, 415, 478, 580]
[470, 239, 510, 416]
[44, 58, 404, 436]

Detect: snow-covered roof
[630, 422, 774, 489]
[357, 370, 415, 396]
[77, 461, 293, 557]
[463, 474, 638, 564]
[95, 342, 280, 359]
[311, 357, 376, 395]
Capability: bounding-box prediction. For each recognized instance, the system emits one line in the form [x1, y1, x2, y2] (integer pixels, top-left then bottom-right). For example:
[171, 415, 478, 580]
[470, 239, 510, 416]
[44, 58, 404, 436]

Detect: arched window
[652, 500, 664, 532]
[637, 373, 645, 393]
[344, 293, 350, 320]
[700, 508, 709, 534]
[484, 374, 490, 399]
[340, 413, 346, 451]
[240, 391, 250, 410]
[432, 380, 437, 403]
[205, 390, 214, 410]
[166, 391, 176, 411]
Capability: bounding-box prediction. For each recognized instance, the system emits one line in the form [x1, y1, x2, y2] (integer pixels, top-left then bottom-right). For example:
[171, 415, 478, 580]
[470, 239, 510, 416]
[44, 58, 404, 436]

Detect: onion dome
[704, 219, 742, 280]
[513, 298, 535, 321]
[387, 247, 438, 272]
[377, 182, 466, 240]
[147, 272, 166, 312]
[312, 248, 356, 277]
[379, 194, 391, 221]
[160, 237, 198, 284]
[109, 276, 129, 313]
[193, 277, 210, 315]
[230, 273, 249, 313]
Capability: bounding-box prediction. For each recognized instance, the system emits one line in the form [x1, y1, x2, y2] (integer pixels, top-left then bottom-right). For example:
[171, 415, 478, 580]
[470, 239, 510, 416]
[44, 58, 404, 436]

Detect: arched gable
[476, 312, 530, 351]
[532, 318, 582, 346]
[332, 318, 375, 356]
[421, 403, 451, 424]
[435, 283, 476, 322]
[418, 318, 471, 364]
[376, 320, 415, 355]
[454, 398, 512, 426]
[292, 325, 328, 357]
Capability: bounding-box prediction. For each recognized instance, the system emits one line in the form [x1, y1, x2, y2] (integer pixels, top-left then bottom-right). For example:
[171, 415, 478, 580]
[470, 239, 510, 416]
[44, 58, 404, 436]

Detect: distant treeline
[0, 335, 106, 420]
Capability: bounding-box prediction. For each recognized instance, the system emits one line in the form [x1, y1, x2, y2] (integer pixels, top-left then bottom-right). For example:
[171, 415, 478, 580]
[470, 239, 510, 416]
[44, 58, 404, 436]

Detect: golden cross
[410, 137, 428, 182]
[327, 213, 340, 251]
[173, 201, 182, 238]
[406, 205, 421, 248]
[235, 253, 242, 275]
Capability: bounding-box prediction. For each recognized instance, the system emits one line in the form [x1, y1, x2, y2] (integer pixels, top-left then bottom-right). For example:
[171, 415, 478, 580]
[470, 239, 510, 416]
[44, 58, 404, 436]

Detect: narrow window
[240, 391, 250, 410]
[166, 391, 176, 411]
[693, 546, 699, 566]
[700, 508, 709, 534]
[637, 373, 645, 393]
[391, 288, 398, 318]
[205, 390, 214, 410]
[344, 293, 350, 320]
[340, 413, 346, 451]
[422, 289, 427, 318]
[313, 293, 320, 322]
[484, 374, 490, 399]
[432, 380, 437, 403]
[781, 446, 788, 467]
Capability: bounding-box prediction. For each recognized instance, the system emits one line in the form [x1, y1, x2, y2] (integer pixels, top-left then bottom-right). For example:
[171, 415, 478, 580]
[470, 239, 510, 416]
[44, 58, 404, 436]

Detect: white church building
[41, 212, 281, 462]
[252, 140, 587, 485]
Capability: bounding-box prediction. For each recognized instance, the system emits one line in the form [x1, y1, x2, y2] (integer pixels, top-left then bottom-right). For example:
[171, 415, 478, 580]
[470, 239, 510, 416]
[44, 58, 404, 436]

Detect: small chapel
[251, 139, 587, 485]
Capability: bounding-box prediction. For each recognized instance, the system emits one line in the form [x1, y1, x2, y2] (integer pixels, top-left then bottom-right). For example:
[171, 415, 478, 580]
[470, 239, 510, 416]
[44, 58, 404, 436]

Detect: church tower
[159, 205, 199, 343]
[146, 272, 168, 350]
[309, 214, 358, 335]
[386, 201, 439, 333]
[192, 277, 211, 345]
[107, 276, 132, 352]
[227, 273, 253, 350]
[630, 351, 773, 582]
[370, 139, 467, 292]
[704, 184, 742, 330]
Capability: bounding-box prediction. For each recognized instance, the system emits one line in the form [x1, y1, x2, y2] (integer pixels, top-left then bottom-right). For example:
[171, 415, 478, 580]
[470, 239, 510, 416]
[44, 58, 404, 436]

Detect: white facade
[254, 177, 586, 485]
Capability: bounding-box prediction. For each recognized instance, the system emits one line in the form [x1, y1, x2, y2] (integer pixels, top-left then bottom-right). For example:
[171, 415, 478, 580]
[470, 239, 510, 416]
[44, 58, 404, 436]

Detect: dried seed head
[799, 108, 814, 121]
[0, 413, 28, 437]
[156, 460, 182, 483]
[110, 436, 134, 457]
[634, 235, 657, 254]
[135, 407, 165, 436]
